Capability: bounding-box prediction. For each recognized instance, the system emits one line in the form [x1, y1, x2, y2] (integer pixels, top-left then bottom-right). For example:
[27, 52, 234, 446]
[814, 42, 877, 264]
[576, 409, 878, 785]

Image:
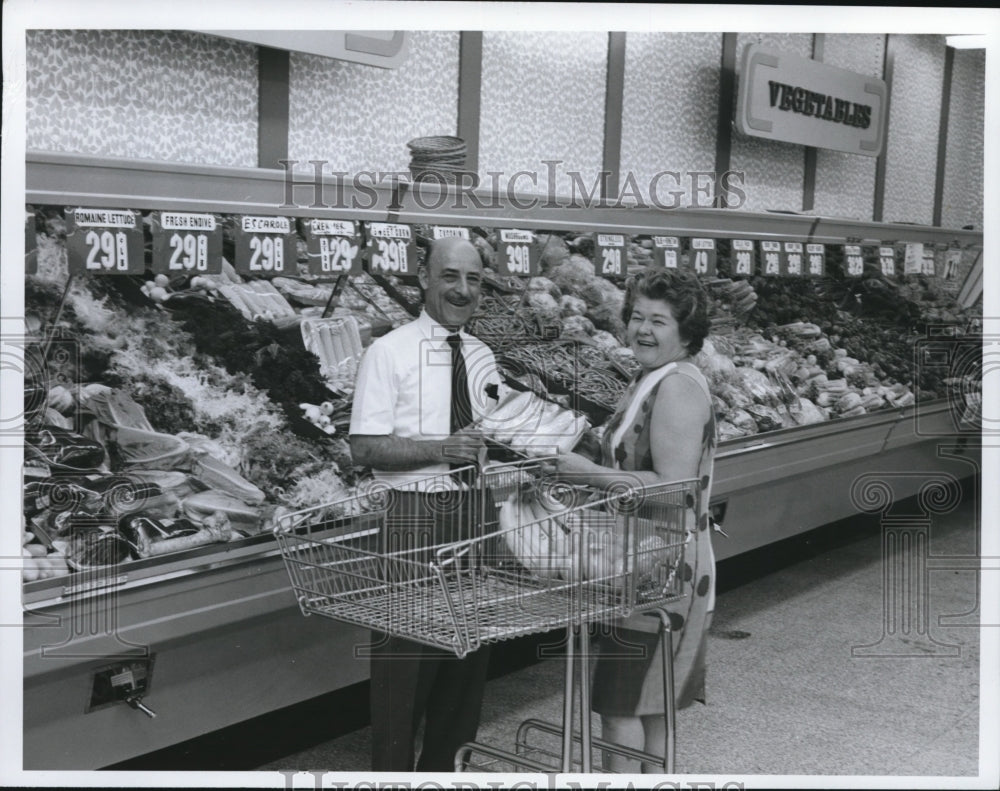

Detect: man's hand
[439, 427, 486, 466]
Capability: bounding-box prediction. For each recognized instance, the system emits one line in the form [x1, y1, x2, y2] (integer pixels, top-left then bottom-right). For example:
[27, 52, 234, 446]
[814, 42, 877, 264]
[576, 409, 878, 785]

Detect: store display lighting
[945, 35, 987, 49]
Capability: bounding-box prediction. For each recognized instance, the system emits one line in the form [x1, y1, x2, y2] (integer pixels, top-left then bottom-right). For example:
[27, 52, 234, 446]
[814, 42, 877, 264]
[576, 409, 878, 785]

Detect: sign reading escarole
[735, 44, 887, 157]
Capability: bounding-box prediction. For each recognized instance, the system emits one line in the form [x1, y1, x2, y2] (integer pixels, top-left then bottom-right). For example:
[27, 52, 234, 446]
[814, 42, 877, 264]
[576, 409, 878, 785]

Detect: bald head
[419, 237, 484, 331]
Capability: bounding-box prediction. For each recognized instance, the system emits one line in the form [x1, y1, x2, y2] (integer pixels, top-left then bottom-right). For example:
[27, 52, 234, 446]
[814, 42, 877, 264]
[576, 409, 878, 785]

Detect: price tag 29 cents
[305, 220, 361, 276]
[806, 244, 825, 277]
[653, 236, 681, 269]
[65, 207, 145, 275]
[234, 216, 294, 277]
[688, 238, 717, 276]
[151, 212, 222, 275]
[844, 245, 864, 277]
[731, 239, 756, 276]
[594, 233, 627, 279]
[498, 229, 539, 277]
[365, 222, 416, 277]
[760, 241, 781, 276]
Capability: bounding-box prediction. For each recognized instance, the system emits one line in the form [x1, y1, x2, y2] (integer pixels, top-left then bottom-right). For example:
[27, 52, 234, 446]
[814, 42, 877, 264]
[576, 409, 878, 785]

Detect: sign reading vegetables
[594, 233, 627, 280]
[806, 243, 826, 277]
[731, 239, 756, 276]
[498, 229, 540, 277]
[365, 222, 415, 277]
[234, 215, 294, 276]
[688, 238, 717, 276]
[65, 207, 144, 275]
[653, 236, 681, 269]
[304, 219, 361, 276]
[150, 212, 222, 275]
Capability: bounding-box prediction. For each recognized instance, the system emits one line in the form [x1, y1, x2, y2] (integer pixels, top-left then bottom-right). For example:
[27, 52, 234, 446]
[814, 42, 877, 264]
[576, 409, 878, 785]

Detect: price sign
[844, 244, 864, 277]
[431, 225, 470, 241]
[304, 219, 362, 276]
[942, 249, 963, 282]
[65, 207, 144, 275]
[688, 238, 717, 276]
[781, 242, 804, 276]
[760, 241, 782, 276]
[594, 233, 627, 280]
[498, 229, 540, 277]
[922, 248, 937, 277]
[806, 243, 826, 277]
[653, 236, 681, 269]
[878, 246, 897, 277]
[150, 212, 222, 275]
[731, 239, 756, 276]
[903, 243, 924, 276]
[25, 209, 37, 276]
[365, 222, 416, 277]
[234, 216, 294, 277]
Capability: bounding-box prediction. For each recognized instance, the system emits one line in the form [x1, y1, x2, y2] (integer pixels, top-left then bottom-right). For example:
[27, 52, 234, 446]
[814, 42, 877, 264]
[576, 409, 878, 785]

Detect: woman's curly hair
[621, 267, 710, 355]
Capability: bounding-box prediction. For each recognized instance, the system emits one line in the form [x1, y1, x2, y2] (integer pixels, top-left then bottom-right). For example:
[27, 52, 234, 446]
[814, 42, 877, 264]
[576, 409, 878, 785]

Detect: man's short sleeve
[349, 340, 397, 436]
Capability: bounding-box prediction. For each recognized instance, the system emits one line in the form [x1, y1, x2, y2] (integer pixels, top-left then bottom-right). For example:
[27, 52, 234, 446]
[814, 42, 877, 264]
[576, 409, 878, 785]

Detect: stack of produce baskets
[407, 136, 472, 185]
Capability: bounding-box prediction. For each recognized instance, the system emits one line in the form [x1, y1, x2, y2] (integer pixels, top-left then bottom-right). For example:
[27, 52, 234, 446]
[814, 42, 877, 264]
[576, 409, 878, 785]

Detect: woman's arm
[647, 373, 710, 482]
[550, 373, 708, 490]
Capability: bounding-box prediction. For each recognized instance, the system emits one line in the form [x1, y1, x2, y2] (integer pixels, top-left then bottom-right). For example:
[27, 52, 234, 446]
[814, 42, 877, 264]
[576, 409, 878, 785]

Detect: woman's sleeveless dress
[590, 360, 717, 716]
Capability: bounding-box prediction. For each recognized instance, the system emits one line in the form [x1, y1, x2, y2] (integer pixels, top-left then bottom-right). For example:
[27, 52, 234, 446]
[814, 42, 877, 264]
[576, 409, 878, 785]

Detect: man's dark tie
[447, 333, 474, 433]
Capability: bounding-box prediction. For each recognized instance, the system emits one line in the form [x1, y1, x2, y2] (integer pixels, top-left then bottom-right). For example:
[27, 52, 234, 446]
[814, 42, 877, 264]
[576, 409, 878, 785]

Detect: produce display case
[20, 151, 982, 769]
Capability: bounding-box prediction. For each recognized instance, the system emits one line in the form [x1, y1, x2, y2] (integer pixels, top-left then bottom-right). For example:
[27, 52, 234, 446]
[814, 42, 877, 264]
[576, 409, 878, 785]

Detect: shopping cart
[273, 458, 695, 773]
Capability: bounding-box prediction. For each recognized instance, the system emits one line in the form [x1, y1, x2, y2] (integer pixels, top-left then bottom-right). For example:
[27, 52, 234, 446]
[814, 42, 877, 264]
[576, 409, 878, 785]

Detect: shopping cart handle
[435, 543, 471, 567]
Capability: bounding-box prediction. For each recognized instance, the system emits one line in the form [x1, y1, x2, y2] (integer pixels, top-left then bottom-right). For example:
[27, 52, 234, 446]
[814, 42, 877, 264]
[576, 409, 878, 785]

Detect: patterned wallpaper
[881, 35, 947, 225]
[26, 30, 258, 167]
[940, 48, 985, 230]
[288, 31, 460, 176]
[478, 32, 608, 198]
[730, 33, 814, 213]
[811, 34, 885, 220]
[619, 33, 722, 208]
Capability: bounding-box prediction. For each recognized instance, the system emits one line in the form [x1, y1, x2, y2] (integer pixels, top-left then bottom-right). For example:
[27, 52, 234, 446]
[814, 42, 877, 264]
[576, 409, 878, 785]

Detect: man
[349, 236, 501, 771]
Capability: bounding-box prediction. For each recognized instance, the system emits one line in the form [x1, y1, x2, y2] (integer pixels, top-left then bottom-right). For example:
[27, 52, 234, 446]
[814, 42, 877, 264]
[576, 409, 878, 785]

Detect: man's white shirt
[349, 310, 501, 489]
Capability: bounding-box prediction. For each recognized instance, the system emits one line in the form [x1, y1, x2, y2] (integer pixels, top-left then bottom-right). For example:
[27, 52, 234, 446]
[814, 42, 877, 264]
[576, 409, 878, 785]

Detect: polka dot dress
[591, 362, 717, 716]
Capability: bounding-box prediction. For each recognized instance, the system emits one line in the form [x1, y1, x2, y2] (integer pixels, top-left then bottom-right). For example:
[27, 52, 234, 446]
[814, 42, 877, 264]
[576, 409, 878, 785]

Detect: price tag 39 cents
[594, 233, 628, 280]
[806, 243, 825, 277]
[365, 222, 416, 277]
[151, 212, 222, 275]
[498, 229, 539, 277]
[65, 207, 144, 275]
[781, 242, 804, 276]
[235, 215, 294, 277]
[305, 219, 361, 276]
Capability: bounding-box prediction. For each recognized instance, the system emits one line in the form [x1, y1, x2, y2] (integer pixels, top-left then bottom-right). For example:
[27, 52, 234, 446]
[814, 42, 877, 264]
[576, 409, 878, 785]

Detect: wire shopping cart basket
[273, 458, 696, 772]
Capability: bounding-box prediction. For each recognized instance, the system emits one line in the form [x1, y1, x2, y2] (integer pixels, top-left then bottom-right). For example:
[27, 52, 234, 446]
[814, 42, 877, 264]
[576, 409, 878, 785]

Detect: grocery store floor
[249, 491, 982, 778]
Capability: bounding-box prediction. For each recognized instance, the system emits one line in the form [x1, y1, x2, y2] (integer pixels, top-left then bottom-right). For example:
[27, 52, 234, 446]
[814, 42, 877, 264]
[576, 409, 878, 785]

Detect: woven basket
[407, 135, 467, 154]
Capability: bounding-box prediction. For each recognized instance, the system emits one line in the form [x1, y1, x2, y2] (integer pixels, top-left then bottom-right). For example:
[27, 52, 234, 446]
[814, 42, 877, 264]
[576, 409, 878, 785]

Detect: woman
[549, 267, 717, 772]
